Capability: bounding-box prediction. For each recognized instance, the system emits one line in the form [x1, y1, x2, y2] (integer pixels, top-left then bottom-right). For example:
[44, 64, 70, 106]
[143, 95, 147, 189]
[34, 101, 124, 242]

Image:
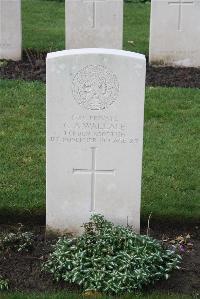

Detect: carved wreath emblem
[72, 65, 119, 110]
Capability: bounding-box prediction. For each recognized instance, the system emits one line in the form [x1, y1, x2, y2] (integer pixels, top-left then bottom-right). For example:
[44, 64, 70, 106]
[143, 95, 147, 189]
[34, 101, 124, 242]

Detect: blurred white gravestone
[65, 0, 123, 49]
[149, 0, 200, 66]
[0, 0, 22, 61]
[46, 48, 146, 234]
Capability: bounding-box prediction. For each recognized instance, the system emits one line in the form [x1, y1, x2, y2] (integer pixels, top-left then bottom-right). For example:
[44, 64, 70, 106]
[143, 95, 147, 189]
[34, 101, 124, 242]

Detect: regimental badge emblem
[72, 65, 119, 110]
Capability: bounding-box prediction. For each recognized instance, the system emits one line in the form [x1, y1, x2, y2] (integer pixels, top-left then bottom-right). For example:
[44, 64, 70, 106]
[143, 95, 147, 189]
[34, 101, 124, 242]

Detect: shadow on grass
[0, 208, 199, 231]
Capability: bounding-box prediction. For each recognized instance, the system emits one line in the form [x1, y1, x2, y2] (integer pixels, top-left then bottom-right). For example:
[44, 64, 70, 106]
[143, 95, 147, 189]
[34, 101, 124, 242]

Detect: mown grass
[0, 292, 197, 299]
[22, 0, 150, 54]
[123, 2, 150, 54]
[143, 87, 200, 222]
[0, 80, 199, 223]
[22, 0, 65, 51]
[0, 80, 45, 222]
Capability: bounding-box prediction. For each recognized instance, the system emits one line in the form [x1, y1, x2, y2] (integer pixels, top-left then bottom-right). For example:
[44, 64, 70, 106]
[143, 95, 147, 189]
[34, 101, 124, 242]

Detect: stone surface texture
[149, 0, 200, 67]
[0, 0, 22, 61]
[65, 0, 123, 49]
[46, 48, 146, 234]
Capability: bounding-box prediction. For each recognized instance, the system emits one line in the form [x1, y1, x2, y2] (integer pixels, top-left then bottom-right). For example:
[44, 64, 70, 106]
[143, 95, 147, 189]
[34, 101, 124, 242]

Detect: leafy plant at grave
[0, 276, 9, 291]
[44, 214, 181, 294]
[0, 60, 8, 67]
[0, 227, 34, 253]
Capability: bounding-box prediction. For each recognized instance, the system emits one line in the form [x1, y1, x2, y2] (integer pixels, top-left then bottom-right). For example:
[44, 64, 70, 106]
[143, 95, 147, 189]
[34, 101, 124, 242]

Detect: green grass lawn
[22, 0, 65, 52]
[123, 3, 150, 54]
[143, 87, 200, 222]
[0, 80, 45, 221]
[22, 0, 150, 54]
[0, 293, 197, 299]
[0, 80, 199, 223]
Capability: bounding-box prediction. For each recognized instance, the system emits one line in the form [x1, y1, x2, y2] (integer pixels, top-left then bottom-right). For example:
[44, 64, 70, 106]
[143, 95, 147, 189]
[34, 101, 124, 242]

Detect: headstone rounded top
[47, 48, 146, 61]
[72, 64, 119, 111]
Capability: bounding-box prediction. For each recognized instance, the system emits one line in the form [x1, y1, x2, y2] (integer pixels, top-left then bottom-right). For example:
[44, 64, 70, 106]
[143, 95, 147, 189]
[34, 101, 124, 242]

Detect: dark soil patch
[0, 225, 80, 293]
[146, 65, 200, 89]
[0, 50, 46, 82]
[1, 49, 200, 88]
[0, 223, 199, 295]
[145, 224, 200, 296]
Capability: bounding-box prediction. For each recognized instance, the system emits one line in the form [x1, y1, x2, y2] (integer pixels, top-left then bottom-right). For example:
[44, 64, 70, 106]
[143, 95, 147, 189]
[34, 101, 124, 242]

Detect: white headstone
[46, 48, 146, 234]
[65, 0, 123, 49]
[149, 0, 200, 67]
[0, 0, 22, 61]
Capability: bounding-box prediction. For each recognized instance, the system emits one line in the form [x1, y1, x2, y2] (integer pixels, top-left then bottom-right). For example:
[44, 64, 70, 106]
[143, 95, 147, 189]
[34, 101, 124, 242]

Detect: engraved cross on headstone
[73, 147, 115, 212]
[83, 0, 105, 28]
[168, 0, 194, 31]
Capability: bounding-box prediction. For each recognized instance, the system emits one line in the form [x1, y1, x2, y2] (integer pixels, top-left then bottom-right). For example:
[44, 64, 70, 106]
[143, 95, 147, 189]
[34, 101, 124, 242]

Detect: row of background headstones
[1, 0, 200, 67]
